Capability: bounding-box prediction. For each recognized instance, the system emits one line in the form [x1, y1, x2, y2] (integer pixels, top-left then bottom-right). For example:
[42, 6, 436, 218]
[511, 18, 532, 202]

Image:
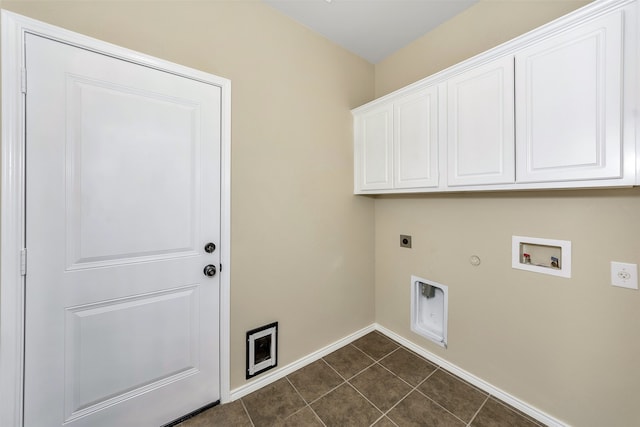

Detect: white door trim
[0, 10, 232, 427]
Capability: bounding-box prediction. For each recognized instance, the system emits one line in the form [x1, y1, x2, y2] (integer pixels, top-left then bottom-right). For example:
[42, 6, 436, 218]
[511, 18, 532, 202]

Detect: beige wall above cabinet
[353, 0, 638, 194]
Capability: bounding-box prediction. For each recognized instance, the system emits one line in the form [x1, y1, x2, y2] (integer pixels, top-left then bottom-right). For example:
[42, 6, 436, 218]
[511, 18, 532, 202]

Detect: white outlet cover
[611, 262, 638, 290]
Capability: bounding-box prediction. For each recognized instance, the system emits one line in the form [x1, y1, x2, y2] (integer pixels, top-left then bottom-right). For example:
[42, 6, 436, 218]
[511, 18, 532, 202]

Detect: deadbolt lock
[204, 242, 216, 253]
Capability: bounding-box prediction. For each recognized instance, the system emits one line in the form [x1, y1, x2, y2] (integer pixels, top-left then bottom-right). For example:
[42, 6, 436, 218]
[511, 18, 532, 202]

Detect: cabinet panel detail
[515, 11, 623, 183]
[447, 56, 515, 186]
[356, 106, 393, 190]
[394, 88, 439, 189]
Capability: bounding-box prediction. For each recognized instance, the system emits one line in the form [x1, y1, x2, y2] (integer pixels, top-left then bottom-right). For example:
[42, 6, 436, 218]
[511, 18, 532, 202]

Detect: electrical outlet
[611, 262, 638, 290]
[400, 235, 412, 248]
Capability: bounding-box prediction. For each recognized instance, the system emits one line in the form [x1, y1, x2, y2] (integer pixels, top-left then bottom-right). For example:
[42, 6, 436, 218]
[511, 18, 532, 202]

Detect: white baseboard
[228, 322, 567, 427]
[375, 324, 568, 427]
[228, 324, 376, 401]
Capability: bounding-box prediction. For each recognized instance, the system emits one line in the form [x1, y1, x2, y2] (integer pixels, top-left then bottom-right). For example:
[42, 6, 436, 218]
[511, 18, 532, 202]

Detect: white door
[447, 56, 515, 186]
[515, 10, 623, 183]
[394, 87, 439, 189]
[24, 33, 221, 427]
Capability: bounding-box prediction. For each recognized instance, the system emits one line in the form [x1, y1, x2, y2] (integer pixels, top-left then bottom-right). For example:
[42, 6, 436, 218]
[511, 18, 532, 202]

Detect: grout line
[369, 413, 388, 426]
[239, 399, 255, 427]
[379, 365, 435, 422]
[374, 356, 417, 390]
[484, 394, 547, 427]
[377, 346, 401, 364]
[320, 356, 349, 382]
[350, 343, 379, 363]
[417, 366, 438, 386]
[334, 351, 420, 426]
[305, 380, 347, 406]
[386, 416, 400, 427]
[413, 368, 479, 426]
[283, 375, 329, 427]
[342, 382, 386, 421]
[414, 384, 474, 425]
[285, 376, 309, 405]
[294, 361, 347, 407]
[282, 377, 332, 426]
[467, 394, 490, 426]
[376, 384, 414, 422]
[323, 346, 376, 381]
[312, 407, 328, 427]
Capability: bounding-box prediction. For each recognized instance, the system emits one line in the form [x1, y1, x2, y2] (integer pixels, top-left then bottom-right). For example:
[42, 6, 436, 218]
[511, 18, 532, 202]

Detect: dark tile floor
[177, 331, 545, 427]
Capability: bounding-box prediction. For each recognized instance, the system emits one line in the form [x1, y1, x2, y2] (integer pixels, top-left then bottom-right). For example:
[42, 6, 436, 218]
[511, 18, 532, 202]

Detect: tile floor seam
[345, 367, 418, 426]
[285, 376, 309, 405]
[350, 342, 380, 362]
[353, 360, 418, 414]
[376, 367, 430, 423]
[377, 346, 401, 363]
[239, 398, 256, 427]
[373, 359, 420, 390]
[369, 413, 387, 427]
[486, 394, 546, 427]
[281, 403, 327, 427]
[414, 384, 474, 426]
[343, 362, 377, 382]
[386, 415, 400, 427]
[374, 364, 440, 421]
[282, 376, 333, 426]
[416, 365, 439, 387]
[342, 381, 386, 420]
[320, 356, 349, 382]
[438, 367, 489, 395]
[304, 379, 348, 407]
[311, 405, 328, 427]
[466, 393, 490, 426]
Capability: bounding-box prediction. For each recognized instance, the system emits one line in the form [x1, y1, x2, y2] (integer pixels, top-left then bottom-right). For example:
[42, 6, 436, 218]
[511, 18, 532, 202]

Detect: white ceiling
[262, 0, 479, 64]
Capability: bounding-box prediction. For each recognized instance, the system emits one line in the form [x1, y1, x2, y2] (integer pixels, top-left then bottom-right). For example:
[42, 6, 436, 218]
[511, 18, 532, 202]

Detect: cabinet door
[447, 56, 515, 186]
[515, 11, 623, 183]
[354, 105, 393, 191]
[394, 87, 439, 189]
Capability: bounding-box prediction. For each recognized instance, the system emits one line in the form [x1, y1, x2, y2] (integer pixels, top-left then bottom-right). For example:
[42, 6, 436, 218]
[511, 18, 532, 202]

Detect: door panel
[25, 33, 221, 427]
[64, 286, 199, 420]
[66, 77, 200, 268]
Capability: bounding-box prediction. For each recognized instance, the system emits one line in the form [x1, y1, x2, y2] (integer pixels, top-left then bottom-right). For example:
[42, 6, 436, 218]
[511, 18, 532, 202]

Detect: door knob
[204, 242, 216, 253]
[203, 264, 217, 277]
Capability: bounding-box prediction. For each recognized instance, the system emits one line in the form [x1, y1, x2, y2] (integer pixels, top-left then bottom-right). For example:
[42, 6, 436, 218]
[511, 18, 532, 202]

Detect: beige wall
[1, 0, 376, 390]
[373, 1, 640, 426]
[375, 0, 592, 97]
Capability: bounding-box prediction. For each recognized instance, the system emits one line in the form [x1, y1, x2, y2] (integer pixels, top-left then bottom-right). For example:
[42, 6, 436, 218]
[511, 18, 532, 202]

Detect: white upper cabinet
[354, 86, 439, 193]
[352, 0, 638, 194]
[394, 87, 439, 189]
[515, 10, 624, 183]
[447, 56, 515, 186]
[354, 104, 393, 191]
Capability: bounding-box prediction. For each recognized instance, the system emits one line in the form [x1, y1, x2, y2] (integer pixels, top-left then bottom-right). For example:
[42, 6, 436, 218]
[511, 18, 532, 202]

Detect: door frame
[0, 10, 232, 427]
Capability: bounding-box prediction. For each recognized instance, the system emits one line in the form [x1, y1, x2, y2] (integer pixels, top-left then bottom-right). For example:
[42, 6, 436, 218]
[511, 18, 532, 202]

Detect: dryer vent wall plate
[411, 275, 448, 348]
